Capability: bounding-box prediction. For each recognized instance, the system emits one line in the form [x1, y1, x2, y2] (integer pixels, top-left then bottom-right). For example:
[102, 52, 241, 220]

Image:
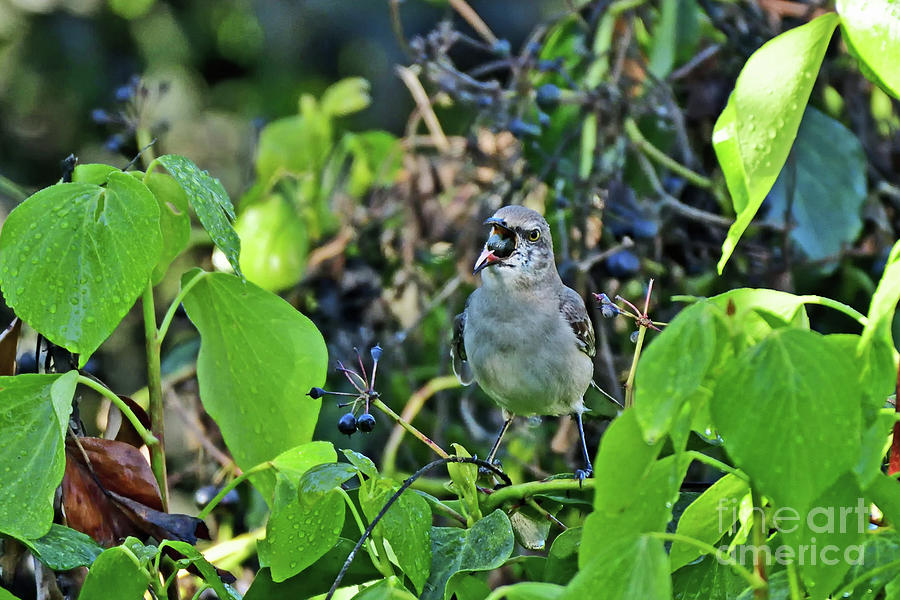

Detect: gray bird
[451, 205, 596, 480]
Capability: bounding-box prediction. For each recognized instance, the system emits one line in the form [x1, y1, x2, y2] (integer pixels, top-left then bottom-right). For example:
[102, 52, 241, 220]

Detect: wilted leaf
[0, 317, 21, 376]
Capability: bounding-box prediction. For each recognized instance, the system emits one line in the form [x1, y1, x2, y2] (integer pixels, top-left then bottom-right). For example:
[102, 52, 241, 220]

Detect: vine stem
[325, 457, 509, 600]
[197, 463, 269, 520]
[683, 451, 747, 481]
[381, 375, 460, 475]
[76, 375, 158, 447]
[143, 282, 169, 511]
[482, 478, 595, 513]
[371, 397, 450, 459]
[647, 532, 766, 591]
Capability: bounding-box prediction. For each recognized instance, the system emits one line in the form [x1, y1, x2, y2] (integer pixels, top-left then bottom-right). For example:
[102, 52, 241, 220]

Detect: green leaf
[565, 535, 671, 600]
[78, 545, 151, 600]
[351, 576, 418, 600]
[360, 478, 432, 594]
[161, 540, 240, 600]
[672, 556, 749, 600]
[544, 527, 581, 585]
[143, 171, 191, 284]
[786, 473, 867, 597]
[0, 588, 21, 600]
[321, 77, 371, 117]
[268, 441, 337, 493]
[634, 301, 729, 441]
[0, 174, 162, 366]
[841, 530, 900, 599]
[244, 540, 383, 599]
[154, 154, 242, 278]
[860, 239, 900, 351]
[23, 523, 103, 570]
[486, 582, 565, 600]
[233, 194, 308, 291]
[342, 449, 379, 479]
[712, 13, 840, 273]
[257, 489, 345, 582]
[255, 115, 332, 184]
[71, 163, 117, 185]
[762, 107, 867, 263]
[181, 270, 328, 501]
[670, 474, 750, 571]
[707, 288, 810, 346]
[837, 0, 900, 99]
[0, 372, 76, 539]
[298, 463, 359, 501]
[509, 506, 551, 551]
[422, 510, 515, 600]
[344, 131, 403, 196]
[448, 443, 482, 524]
[710, 329, 861, 514]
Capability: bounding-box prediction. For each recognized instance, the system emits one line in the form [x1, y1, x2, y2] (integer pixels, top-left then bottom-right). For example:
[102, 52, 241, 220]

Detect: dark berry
[357, 413, 376, 433]
[535, 83, 561, 109]
[476, 94, 494, 108]
[91, 109, 112, 124]
[508, 118, 541, 138]
[338, 413, 357, 435]
[308, 387, 326, 399]
[114, 84, 134, 103]
[370, 345, 383, 362]
[537, 111, 550, 127]
[492, 39, 511, 55]
[605, 249, 641, 277]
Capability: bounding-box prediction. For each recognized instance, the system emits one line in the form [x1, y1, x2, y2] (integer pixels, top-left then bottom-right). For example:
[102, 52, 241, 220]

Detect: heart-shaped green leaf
[180, 270, 327, 501]
[0, 173, 162, 365]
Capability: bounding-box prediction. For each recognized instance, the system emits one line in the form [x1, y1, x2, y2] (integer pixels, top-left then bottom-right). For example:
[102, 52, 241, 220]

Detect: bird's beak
[474, 217, 516, 275]
[473, 247, 500, 275]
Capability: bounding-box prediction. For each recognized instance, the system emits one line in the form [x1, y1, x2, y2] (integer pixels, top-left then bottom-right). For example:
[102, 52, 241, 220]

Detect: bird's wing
[451, 309, 475, 385]
[560, 287, 596, 358]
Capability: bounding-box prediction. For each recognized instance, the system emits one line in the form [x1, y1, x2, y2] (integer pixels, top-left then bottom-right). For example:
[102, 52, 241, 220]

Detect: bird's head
[473, 206, 556, 287]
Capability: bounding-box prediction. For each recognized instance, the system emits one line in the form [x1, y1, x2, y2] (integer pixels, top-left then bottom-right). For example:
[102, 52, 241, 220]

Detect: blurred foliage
[0, 0, 899, 596]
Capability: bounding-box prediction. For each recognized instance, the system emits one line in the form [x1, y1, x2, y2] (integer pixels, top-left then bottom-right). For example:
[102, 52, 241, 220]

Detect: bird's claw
[574, 467, 593, 486]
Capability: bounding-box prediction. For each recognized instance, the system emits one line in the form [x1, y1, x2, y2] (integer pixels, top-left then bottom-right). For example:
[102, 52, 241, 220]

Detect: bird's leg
[485, 416, 513, 466]
[574, 412, 593, 484]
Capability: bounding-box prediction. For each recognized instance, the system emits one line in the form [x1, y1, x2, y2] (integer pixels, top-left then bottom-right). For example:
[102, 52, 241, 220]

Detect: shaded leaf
[565, 535, 671, 600]
[0, 174, 162, 366]
[421, 510, 514, 600]
[161, 540, 240, 600]
[321, 77, 371, 117]
[351, 576, 418, 600]
[22, 523, 103, 570]
[672, 556, 750, 600]
[0, 372, 77, 540]
[544, 527, 580, 585]
[143, 171, 191, 284]
[763, 107, 866, 263]
[712, 14, 840, 272]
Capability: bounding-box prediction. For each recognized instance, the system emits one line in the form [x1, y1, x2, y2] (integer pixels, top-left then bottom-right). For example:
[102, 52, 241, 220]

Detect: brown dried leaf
[0, 317, 22, 376]
[109, 396, 152, 449]
[69, 437, 162, 510]
[62, 451, 138, 547]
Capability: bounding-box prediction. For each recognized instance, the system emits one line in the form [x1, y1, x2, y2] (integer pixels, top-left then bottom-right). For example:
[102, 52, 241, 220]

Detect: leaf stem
[786, 561, 803, 600]
[624, 326, 647, 408]
[683, 451, 748, 481]
[197, 463, 269, 520]
[795, 295, 868, 327]
[143, 281, 169, 511]
[371, 397, 450, 459]
[158, 270, 208, 343]
[335, 487, 393, 577]
[751, 488, 768, 599]
[647, 531, 767, 591]
[77, 375, 158, 446]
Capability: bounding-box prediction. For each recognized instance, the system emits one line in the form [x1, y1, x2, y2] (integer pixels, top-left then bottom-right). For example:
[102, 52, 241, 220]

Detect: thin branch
[396, 66, 450, 153]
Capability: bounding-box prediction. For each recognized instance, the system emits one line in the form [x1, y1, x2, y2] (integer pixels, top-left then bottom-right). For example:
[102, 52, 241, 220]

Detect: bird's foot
[574, 467, 593, 486]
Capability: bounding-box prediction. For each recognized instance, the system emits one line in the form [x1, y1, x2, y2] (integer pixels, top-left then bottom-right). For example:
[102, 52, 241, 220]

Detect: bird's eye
[527, 229, 541, 242]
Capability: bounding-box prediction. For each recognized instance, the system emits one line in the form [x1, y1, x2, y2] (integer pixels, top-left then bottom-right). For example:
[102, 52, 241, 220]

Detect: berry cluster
[307, 345, 383, 437]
